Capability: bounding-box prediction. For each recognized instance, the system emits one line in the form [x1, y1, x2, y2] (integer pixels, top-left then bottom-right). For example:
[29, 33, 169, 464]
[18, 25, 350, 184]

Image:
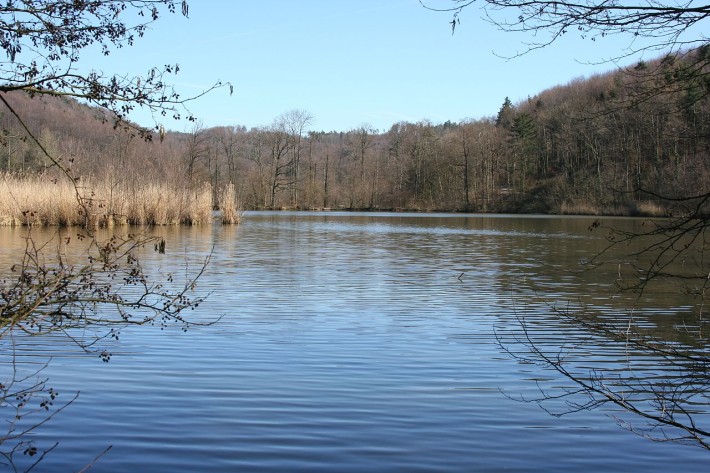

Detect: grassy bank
[0, 174, 240, 226]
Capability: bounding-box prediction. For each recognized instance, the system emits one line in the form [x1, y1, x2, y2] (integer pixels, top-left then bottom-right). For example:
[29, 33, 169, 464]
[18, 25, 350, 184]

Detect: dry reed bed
[0, 174, 225, 226]
[560, 199, 668, 217]
[219, 182, 240, 224]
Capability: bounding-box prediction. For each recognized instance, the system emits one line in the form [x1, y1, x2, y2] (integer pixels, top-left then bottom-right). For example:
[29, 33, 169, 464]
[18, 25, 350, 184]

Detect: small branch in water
[77, 445, 113, 473]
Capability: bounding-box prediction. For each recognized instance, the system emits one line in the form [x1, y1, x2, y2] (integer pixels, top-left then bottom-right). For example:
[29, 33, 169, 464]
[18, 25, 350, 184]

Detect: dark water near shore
[2, 212, 708, 472]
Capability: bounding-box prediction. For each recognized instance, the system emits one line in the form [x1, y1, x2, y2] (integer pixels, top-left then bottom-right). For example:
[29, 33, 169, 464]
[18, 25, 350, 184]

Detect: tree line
[1, 1, 709, 465]
[1, 47, 708, 216]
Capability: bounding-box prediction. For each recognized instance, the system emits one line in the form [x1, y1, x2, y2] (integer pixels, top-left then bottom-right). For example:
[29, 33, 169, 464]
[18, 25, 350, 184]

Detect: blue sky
[86, 0, 655, 133]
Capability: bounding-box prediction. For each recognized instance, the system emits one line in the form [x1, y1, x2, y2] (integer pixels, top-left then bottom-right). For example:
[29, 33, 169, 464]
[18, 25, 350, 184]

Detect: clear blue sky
[86, 0, 655, 133]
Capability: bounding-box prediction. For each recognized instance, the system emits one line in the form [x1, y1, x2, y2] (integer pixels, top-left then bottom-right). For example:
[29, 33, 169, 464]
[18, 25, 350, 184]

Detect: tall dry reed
[0, 173, 218, 226]
[219, 182, 242, 224]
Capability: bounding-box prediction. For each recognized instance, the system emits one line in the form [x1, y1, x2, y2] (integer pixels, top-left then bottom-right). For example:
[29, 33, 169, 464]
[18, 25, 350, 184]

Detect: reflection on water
[2, 212, 708, 472]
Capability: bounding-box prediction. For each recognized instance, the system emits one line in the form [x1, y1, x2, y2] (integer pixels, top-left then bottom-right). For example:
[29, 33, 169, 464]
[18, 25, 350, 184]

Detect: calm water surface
[2, 212, 708, 472]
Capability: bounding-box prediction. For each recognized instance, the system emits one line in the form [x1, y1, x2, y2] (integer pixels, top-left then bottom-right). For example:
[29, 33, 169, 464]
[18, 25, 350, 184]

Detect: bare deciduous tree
[282, 110, 313, 208]
[497, 304, 710, 450]
[422, 0, 709, 57]
[423, 0, 710, 451]
[0, 0, 229, 139]
[0, 2, 223, 469]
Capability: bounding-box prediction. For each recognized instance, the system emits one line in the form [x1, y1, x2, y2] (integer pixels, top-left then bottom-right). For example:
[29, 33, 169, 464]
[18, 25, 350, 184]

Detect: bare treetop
[423, 0, 710, 57]
[0, 1, 228, 138]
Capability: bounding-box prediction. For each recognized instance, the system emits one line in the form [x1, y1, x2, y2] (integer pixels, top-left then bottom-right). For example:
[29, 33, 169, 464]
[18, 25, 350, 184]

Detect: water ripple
[2, 213, 706, 472]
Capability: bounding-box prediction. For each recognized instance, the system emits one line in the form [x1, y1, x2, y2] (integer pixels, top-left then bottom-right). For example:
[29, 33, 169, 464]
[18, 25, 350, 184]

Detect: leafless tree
[422, 0, 709, 57]
[184, 121, 209, 184]
[281, 110, 313, 208]
[0, 2, 222, 469]
[0, 1, 229, 139]
[1, 229, 213, 470]
[496, 303, 710, 450]
[422, 0, 710, 451]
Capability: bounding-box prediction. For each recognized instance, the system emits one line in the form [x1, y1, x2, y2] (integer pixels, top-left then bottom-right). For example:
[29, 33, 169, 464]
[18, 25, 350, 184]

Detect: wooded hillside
[2, 48, 708, 215]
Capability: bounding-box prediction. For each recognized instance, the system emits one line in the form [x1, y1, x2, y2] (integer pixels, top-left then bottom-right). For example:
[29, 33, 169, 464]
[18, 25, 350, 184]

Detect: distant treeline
[1, 47, 708, 216]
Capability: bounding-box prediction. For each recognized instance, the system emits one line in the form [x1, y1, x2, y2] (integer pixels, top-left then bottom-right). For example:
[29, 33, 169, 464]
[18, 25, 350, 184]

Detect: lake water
[2, 212, 709, 472]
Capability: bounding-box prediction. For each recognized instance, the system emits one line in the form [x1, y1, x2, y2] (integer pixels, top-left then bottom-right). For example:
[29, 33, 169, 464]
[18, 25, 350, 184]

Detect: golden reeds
[0, 173, 226, 226]
[219, 182, 242, 225]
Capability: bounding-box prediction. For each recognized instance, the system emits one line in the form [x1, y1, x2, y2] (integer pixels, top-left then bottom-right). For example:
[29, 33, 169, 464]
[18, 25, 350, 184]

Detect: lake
[2, 212, 708, 472]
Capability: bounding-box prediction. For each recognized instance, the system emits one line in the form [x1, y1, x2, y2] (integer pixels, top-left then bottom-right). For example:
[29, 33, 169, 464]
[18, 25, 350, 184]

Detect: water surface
[2, 212, 708, 472]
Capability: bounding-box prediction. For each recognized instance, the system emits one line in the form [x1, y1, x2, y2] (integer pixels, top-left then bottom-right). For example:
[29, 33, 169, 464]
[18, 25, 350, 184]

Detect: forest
[1, 46, 709, 218]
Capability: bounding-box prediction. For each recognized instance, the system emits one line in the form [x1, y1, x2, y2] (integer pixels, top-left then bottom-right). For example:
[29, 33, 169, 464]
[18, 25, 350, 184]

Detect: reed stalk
[219, 182, 242, 224]
[0, 173, 222, 226]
